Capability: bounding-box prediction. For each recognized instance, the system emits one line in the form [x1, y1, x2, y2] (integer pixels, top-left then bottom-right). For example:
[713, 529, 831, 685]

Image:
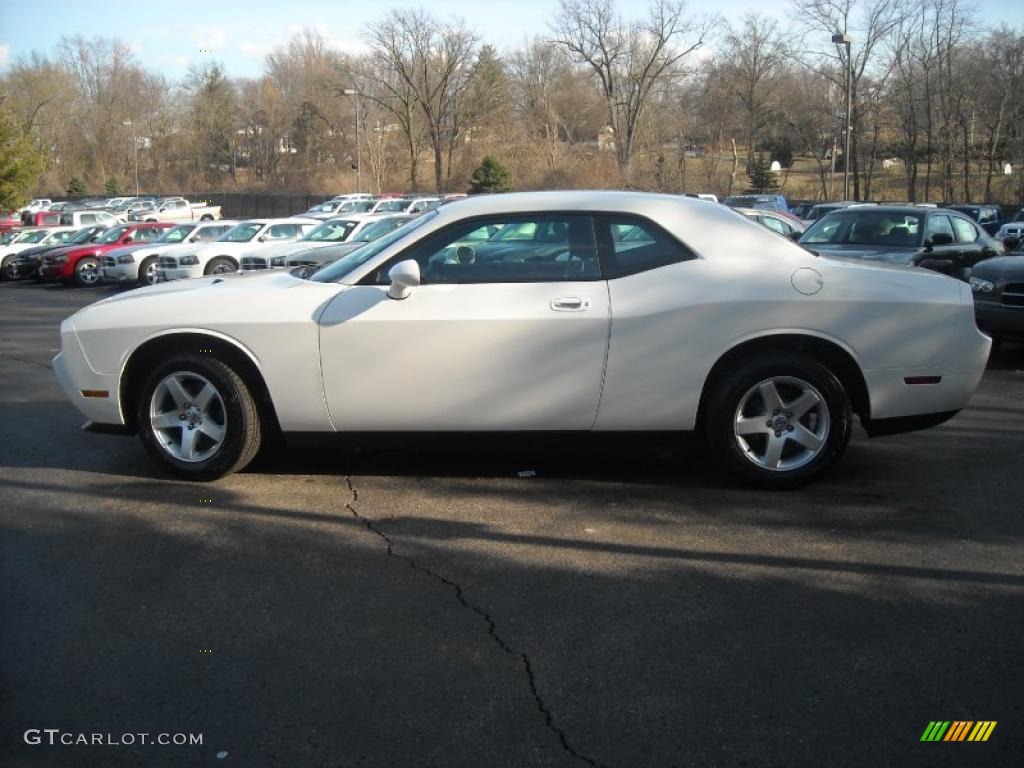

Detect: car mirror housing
[387, 259, 420, 300]
[917, 257, 955, 273]
[927, 232, 954, 248]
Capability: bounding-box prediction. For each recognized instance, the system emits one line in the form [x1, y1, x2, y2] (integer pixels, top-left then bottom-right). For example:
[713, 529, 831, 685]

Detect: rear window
[801, 211, 923, 247]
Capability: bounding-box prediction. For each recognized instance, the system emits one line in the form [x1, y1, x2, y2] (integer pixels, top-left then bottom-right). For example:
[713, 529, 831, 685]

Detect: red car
[39, 222, 174, 286]
[0, 211, 22, 235]
[21, 210, 63, 227]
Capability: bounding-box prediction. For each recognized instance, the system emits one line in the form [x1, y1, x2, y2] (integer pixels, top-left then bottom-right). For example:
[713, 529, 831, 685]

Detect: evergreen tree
[468, 155, 511, 193]
[104, 177, 124, 196]
[0, 110, 47, 211]
[745, 153, 779, 194]
[66, 176, 88, 196]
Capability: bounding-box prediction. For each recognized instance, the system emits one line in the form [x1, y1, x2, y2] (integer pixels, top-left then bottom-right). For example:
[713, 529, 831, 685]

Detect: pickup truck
[129, 197, 221, 222]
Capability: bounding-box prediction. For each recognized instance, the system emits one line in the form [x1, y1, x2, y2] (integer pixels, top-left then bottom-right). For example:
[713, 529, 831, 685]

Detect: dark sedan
[798, 205, 1004, 279]
[12, 225, 108, 279]
[970, 255, 1024, 342]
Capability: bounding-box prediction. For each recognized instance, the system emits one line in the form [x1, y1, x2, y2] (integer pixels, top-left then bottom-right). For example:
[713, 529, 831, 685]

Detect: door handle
[550, 296, 591, 312]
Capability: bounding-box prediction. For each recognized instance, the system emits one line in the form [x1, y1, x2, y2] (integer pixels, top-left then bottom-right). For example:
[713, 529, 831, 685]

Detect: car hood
[971, 254, 1024, 280]
[87, 269, 307, 308]
[105, 242, 153, 258]
[197, 241, 261, 256]
[285, 243, 362, 264]
[242, 240, 334, 260]
[16, 243, 68, 258]
[806, 243, 919, 265]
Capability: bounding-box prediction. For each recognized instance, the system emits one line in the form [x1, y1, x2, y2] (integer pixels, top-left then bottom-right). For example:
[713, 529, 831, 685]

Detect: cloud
[0, 43, 9, 68]
[191, 26, 228, 51]
[236, 39, 275, 59]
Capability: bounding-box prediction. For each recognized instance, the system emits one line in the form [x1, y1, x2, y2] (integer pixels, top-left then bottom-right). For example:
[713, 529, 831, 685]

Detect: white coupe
[54, 192, 991, 487]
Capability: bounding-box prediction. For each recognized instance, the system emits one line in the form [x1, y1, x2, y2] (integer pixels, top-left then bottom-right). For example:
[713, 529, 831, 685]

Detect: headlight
[117, 254, 135, 264]
[969, 276, 995, 293]
[180, 255, 199, 265]
[270, 256, 285, 267]
[50, 255, 67, 264]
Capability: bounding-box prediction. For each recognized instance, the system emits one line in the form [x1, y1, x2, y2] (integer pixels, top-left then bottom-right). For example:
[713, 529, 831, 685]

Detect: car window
[266, 224, 299, 239]
[195, 225, 230, 242]
[160, 226, 192, 243]
[383, 214, 601, 284]
[307, 220, 358, 242]
[597, 216, 696, 278]
[801, 211, 922, 246]
[221, 223, 263, 242]
[926, 215, 955, 242]
[80, 213, 95, 223]
[758, 216, 788, 235]
[951, 217, 978, 244]
[134, 227, 161, 241]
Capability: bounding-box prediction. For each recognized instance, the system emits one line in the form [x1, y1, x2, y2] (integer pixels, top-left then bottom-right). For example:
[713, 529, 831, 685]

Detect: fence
[188, 193, 332, 219]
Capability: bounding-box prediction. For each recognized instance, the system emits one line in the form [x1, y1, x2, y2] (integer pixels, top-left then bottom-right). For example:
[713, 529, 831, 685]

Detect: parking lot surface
[2, 280, 1022, 767]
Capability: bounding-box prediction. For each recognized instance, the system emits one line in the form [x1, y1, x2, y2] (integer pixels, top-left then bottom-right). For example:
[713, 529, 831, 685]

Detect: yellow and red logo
[920, 721, 997, 742]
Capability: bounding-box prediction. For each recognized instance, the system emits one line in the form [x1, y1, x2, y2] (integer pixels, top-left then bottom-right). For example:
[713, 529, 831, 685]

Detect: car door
[317, 213, 610, 431]
[263, 223, 301, 242]
[922, 214, 963, 276]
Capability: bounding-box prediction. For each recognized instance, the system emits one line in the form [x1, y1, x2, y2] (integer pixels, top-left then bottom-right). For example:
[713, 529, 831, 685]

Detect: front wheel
[0, 255, 17, 281]
[136, 354, 262, 480]
[205, 257, 236, 275]
[137, 255, 159, 286]
[705, 353, 852, 489]
[73, 257, 100, 287]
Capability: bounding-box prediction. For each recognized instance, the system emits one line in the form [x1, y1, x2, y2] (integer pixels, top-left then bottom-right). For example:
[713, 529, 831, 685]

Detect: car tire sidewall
[0, 255, 16, 281]
[136, 355, 258, 481]
[706, 353, 852, 489]
[138, 255, 158, 286]
[205, 257, 235, 276]
[74, 257, 100, 287]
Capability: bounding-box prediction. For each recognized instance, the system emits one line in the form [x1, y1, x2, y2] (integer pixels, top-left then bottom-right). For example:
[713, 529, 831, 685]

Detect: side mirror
[789, 230, 802, 241]
[387, 259, 420, 300]
[121, 235, 133, 243]
[257, 235, 267, 242]
[927, 232, 954, 248]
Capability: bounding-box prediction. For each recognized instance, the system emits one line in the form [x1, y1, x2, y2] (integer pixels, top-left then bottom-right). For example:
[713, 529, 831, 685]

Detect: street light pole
[832, 33, 853, 201]
[122, 120, 139, 197]
[342, 89, 362, 193]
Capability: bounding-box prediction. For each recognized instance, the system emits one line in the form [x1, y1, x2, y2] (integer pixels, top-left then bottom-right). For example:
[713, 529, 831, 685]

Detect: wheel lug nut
[785, 411, 792, 418]
[179, 413, 186, 420]
[773, 409, 780, 415]
[774, 431, 781, 437]
[787, 425, 794, 432]
[766, 420, 773, 427]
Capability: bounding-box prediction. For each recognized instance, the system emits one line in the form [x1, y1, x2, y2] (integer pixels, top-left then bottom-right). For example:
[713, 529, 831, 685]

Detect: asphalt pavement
[1, 280, 1022, 767]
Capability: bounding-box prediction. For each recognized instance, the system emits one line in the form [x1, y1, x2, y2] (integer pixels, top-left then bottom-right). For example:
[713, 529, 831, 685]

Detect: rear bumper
[975, 302, 1024, 339]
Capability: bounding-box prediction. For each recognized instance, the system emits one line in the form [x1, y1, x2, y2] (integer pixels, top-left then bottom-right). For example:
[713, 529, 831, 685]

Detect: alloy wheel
[149, 371, 227, 463]
[733, 376, 830, 472]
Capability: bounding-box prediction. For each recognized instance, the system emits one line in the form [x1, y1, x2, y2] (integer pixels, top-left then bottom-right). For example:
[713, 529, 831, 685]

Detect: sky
[0, 0, 1021, 79]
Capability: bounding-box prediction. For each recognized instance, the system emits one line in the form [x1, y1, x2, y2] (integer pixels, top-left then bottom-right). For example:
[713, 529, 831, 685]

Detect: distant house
[597, 126, 615, 151]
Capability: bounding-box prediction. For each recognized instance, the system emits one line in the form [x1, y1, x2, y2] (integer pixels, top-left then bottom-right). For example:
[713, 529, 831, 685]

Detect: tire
[136, 354, 262, 481]
[0, 255, 17, 281]
[137, 255, 159, 287]
[705, 352, 852, 489]
[73, 257, 101, 287]
[200, 214, 213, 221]
[204, 257, 236, 276]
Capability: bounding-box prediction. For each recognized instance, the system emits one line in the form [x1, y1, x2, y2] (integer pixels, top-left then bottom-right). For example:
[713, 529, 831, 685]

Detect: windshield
[97, 226, 130, 244]
[800, 211, 923, 247]
[375, 199, 409, 213]
[51, 230, 78, 243]
[311, 211, 437, 283]
[304, 219, 359, 242]
[339, 200, 374, 213]
[1, 232, 20, 244]
[156, 224, 195, 243]
[1012, 209, 1024, 223]
[724, 195, 776, 209]
[309, 202, 339, 213]
[351, 217, 408, 243]
[219, 222, 263, 242]
[23, 230, 50, 243]
[70, 227, 99, 243]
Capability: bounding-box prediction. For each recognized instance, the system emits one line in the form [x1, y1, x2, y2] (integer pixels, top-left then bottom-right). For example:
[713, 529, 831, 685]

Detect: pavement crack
[0, 353, 53, 370]
[343, 476, 604, 768]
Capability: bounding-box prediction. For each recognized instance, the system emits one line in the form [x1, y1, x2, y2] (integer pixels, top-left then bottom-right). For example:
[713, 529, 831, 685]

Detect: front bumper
[39, 262, 72, 281]
[15, 256, 41, 277]
[975, 301, 1024, 339]
[99, 263, 139, 282]
[53, 319, 125, 426]
[157, 265, 203, 281]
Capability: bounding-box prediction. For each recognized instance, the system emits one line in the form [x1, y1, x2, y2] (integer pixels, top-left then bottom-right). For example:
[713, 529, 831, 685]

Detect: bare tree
[722, 14, 787, 162]
[365, 10, 478, 192]
[551, 0, 715, 186]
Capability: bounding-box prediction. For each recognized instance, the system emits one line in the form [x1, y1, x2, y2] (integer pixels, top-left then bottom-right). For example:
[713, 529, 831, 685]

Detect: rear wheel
[137, 255, 159, 286]
[0, 255, 17, 281]
[74, 257, 100, 287]
[205, 257, 236, 275]
[705, 353, 852, 489]
[136, 354, 262, 480]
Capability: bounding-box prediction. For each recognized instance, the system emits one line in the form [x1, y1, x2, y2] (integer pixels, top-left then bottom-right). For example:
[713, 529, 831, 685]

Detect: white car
[370, 196, 440, 215]
[239, 217, 388, 271]
[0, 227, 78, 279]
[302, 199, 377, 220]
[157, 218, 319, 280]
[54, 191, 990, 487]
[99, 221, 237, 286]
[18, 198, 52, 214]
[130, 197, 222, 223]
[59, 210, 119, 229]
